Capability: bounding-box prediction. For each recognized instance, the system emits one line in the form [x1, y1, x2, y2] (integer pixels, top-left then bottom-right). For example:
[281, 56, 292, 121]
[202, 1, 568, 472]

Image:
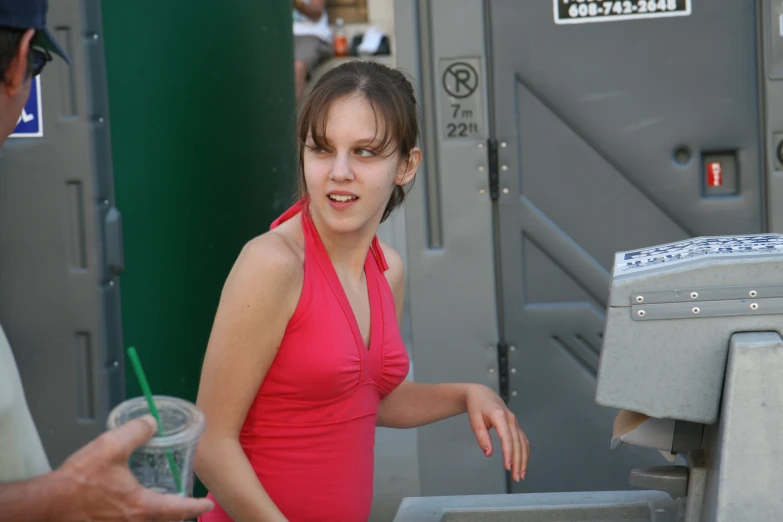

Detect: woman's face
[303, 94, 419, 236]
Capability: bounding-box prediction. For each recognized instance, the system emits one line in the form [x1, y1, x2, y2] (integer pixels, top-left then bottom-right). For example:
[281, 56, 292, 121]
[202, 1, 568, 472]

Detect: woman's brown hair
[296, 60, 420, 223]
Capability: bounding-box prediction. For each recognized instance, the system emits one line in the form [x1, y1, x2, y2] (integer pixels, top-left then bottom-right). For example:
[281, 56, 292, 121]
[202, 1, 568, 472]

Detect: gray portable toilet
[395, 0, 783, 496]
[0, 0, 297, 471]
[0, 1, 124, 469]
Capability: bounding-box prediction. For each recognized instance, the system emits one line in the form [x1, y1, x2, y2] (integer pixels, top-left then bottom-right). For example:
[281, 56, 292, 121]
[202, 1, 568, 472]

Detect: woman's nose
[330, 154, 354, 182]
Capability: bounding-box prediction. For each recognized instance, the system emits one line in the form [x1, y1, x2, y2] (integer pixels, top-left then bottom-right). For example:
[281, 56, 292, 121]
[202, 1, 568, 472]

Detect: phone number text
[562, 0, 681, 19]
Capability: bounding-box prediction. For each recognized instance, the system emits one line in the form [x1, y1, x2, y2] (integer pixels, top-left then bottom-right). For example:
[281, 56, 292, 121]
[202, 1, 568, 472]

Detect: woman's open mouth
[327, 192, 359, 209]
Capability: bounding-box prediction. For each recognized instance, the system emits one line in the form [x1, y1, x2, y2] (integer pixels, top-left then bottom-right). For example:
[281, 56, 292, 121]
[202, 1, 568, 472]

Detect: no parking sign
[10, 76, 43, 138]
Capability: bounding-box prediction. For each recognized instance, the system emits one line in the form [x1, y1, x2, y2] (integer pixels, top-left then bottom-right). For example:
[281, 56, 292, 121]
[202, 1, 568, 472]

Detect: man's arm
[294, 0, 327, 23]
[0, 416, 214, 522]
[0, 472, 67, 522]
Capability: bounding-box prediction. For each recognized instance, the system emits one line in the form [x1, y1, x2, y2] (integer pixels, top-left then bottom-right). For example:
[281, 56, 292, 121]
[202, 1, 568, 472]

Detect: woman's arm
[376, 380, 472, 429]
[377, 242, 530, 482]
[194, 234, 302, 522]
[376, 243, 475, 428]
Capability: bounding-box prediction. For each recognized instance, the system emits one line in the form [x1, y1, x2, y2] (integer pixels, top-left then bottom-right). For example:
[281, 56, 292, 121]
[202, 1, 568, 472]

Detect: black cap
[0, 0, 70, 64]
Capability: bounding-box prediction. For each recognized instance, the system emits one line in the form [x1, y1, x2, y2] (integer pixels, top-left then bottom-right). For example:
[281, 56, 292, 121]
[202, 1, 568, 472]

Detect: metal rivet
[500, 142, 507, 148]
[673, 146, 691, 165]
[750, 290, 758, 298]
[478, 165, 485, 172]
[510, 345, 516, 351]
[501, 165, 509, 171]
[692, 307, 700, 314]
[751, 303, 759, 310]
[511, 368, 517, 374]
[690, 292, 699, 299]
[489, 368, 495, 373]
[636, 296, 644, 303]
[502, 188, 510, 194]
[108, 280, 115, 287]
[511, 390, 518, 397]
[478, 142, 484, 149]
[637, 310, 646, 317]
[479, 189, 487, 195]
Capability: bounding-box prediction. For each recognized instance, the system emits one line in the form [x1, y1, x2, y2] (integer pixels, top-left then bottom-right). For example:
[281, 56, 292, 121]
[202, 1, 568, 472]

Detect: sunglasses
[30, 47, 53, 78]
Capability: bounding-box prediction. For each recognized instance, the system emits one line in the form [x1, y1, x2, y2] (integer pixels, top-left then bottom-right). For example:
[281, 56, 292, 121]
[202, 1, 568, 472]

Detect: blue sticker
[10, 76, 43, 138]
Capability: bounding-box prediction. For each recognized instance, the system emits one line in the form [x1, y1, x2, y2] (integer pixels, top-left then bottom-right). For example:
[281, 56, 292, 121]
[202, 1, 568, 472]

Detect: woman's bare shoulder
[225, 214, 305, 297]
[252, 213, 305, 264]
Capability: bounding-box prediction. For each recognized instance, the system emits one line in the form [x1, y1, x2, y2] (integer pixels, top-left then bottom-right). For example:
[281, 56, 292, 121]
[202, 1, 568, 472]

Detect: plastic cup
[107, 395, 205, 496]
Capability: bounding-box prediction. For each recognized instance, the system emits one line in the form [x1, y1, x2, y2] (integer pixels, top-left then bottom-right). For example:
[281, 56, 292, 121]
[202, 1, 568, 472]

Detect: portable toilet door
[396, 0, 773, 495]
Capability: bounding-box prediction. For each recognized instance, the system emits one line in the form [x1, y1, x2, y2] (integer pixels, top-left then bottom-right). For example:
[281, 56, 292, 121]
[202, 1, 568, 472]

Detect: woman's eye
[355, 149, 374, 157]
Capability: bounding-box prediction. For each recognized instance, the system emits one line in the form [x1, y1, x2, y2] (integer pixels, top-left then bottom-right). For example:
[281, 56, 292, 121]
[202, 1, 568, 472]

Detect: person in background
[0, 0, 213, 519]
[293, 0, 333, 102]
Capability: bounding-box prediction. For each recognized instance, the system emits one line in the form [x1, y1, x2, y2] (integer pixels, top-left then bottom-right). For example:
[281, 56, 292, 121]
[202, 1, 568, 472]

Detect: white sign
[439, 58, 483, 140]
[554, 0, 692, 25]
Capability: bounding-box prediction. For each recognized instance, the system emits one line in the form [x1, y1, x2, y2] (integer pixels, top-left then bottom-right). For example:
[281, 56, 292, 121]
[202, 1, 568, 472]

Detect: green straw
[126, 347, 183, 494]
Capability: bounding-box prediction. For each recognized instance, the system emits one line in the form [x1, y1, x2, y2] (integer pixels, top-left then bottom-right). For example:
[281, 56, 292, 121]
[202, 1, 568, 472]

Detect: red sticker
[706, 161, 723, 187]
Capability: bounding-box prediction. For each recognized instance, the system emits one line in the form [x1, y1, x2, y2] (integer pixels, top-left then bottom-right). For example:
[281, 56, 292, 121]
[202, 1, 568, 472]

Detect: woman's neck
[309, 211, 378, 282]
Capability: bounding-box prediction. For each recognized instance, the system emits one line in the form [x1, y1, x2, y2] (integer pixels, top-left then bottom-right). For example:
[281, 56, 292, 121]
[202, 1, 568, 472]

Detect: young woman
[194, 61, 530, 522]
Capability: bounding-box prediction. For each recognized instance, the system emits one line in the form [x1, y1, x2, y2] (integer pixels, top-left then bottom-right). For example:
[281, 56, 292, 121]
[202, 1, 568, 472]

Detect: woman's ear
[396, 147, 422, 186]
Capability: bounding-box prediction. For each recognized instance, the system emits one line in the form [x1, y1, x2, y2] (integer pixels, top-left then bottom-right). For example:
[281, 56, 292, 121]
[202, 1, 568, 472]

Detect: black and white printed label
[614, 235, 783, 273]
[554, 0, 691, 24]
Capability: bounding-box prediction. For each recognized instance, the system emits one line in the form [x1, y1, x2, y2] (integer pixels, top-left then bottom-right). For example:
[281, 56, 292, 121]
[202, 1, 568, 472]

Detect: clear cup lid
[107, 395, 205, 448]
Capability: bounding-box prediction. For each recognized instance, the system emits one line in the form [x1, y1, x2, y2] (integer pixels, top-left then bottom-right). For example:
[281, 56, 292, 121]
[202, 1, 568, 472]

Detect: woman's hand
[465, 384, 530, 482]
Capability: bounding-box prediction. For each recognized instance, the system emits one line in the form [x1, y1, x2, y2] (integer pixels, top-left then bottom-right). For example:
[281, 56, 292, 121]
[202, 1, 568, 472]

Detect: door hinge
[487, 139, 499, 201]
[496, 341, 510, 403]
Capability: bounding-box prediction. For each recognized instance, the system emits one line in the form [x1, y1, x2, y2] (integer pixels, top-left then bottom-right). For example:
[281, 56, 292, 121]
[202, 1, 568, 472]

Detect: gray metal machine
[395, 0, 783, 495]
[394, 234, 783, 521]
